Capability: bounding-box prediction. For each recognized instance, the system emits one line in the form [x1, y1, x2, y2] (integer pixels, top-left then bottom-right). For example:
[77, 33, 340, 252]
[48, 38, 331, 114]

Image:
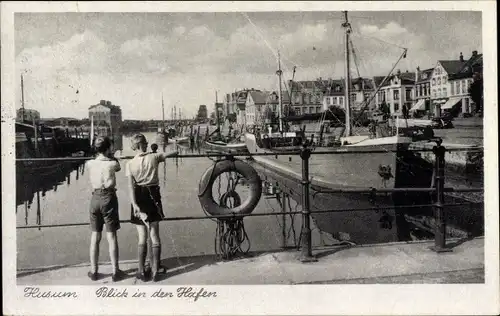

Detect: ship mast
[215, 90, 222, 139]
[342, 11, 352, 137]
[276, 50, 283, 133]
[161, 93, 165, 132]
[21, 74, 25, 122]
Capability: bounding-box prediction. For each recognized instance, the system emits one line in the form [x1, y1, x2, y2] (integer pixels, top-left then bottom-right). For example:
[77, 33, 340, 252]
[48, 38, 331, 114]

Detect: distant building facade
[17, 108, 40, 123]
[223, 89, 252, 127]
[410, 67, 433, 116]
[375, 70, 415, 116]
[288, 79, 325, 115]
[446, 51, 483, 116]
[88, 100, 122, 133]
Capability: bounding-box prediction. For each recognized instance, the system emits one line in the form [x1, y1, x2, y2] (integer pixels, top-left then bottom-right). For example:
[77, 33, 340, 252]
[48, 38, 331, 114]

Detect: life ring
[198, 159, 262, 216]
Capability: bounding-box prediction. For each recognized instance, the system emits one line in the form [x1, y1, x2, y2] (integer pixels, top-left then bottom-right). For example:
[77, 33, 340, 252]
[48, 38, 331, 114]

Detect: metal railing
[16, 143, 484, 262]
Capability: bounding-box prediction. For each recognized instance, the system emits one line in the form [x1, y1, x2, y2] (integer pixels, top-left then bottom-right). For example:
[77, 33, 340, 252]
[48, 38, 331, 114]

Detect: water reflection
[259, 175, 483, 245]
[16, 161, 86, 227]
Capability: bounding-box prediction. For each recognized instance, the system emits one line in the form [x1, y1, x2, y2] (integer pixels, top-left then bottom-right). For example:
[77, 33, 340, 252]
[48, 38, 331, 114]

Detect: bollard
[299, 144, 317, 262]
[430, 142, 451, 253]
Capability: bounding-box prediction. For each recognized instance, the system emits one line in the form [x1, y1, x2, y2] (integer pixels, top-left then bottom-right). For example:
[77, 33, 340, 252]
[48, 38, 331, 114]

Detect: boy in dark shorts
[86, 136, 126, 282]
[126, 134, 178, 282]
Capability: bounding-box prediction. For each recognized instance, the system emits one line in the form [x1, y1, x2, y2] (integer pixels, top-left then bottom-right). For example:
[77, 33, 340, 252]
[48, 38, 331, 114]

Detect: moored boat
[244, 11, 436, 241]
[205, 139, 249, 153]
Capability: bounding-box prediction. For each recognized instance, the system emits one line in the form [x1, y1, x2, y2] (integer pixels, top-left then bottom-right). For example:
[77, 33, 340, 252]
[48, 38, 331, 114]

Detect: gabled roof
[248, 90, 271, 105]
[372, 76, 386, 88]
[378, 72, 415, 87]
[247, 90, 291, 105]
[458, 53, 483, 74]
[449, 53, 483, 80]
[438, 60, 465, 75]
[416, 68, 433, 83]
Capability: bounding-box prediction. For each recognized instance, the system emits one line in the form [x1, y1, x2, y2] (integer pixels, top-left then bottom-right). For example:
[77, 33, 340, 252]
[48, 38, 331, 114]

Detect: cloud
[14, 15, 482, 120]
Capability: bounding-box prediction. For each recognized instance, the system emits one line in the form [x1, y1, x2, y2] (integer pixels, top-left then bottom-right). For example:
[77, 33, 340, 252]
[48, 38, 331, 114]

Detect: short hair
[94, 136, 112, 153]
[151, 143, 158, 151]
[130, 134, 147, 150]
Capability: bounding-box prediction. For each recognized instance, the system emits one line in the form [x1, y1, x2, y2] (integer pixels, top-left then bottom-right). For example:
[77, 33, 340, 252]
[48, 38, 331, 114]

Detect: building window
[458, 81, 462, 94]
[294, 107, 301, 115]
[426, 84, 430, 96]
[432, 78, 436, 86]
[303, 107, 308, 114]
[405, 89, 412, 101]
[437, 77, 441, 85]
[316, 106, 321, 113]
[432, 89, 436, 98]
[332, 97, 337, 105]
[394, 103, 400, 112]
[339, 97, 343, 105]
[443, 75, 447, 83]
[393, 90, 400, 100]
[309, 106, 315, 113]
[443, 87, 447, 97]
[437, 88, 441, 97]
[450, 83, 455, 96]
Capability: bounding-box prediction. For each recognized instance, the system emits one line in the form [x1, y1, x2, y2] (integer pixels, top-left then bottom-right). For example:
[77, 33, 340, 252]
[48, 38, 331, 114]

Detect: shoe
[88, 271, 98, 281]
[136, 271, 151, 282]
[144, 267, 152, 279]
[112, 269, 126, 282]
[152, 273, 161, 282]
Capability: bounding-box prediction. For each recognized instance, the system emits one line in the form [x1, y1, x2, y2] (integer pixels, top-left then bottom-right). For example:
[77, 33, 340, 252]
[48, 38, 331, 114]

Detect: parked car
[431, 117, 454, 129]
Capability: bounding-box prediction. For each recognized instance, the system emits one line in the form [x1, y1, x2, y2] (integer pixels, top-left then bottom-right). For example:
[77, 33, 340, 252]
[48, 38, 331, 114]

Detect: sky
[15, 11, 482, 120]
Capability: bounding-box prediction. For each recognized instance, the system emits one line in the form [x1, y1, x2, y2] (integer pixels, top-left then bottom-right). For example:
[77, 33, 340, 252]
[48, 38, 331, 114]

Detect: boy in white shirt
[126, 134, 178, 282]
[86, 136, 125, 282]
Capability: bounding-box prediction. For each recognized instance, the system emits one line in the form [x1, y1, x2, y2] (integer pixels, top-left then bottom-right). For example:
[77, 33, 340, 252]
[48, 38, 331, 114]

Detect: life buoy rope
[198, 158, 262, 216]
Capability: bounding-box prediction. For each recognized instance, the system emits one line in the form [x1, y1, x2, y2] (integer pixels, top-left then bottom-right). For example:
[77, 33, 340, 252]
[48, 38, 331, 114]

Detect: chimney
[100, 100, 106, 105]
[472, 50, 478, 57]
[415, 66, 420, 82]
[459, 52, 464, 62]
[106, 101, 111, 106]
[396, 69, 401, 76]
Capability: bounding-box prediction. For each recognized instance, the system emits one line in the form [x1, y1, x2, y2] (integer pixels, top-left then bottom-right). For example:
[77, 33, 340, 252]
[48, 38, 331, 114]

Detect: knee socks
[137, 244, 147, 274]
[152, 245, 161, 274]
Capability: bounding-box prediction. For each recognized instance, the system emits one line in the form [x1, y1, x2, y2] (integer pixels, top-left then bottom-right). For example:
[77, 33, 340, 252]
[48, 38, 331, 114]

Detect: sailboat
[244, 11, 436, 241]
[205, 91, 248, 152]
[156, 94, 176, 145]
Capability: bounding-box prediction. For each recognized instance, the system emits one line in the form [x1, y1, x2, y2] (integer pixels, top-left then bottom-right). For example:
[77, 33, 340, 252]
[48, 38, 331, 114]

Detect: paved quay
[17, 237, 484, 285]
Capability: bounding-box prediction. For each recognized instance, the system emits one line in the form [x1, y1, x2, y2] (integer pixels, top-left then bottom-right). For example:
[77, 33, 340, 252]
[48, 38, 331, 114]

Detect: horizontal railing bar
[310, 201, 483, 214]
[14, 146, 485, 162]
[312, 187, 484, 195]
[16, 201, 483, 230]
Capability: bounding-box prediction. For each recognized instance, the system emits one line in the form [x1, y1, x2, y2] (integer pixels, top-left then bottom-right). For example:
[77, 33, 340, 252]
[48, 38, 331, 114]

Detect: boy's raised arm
[158, 150, 179, 162]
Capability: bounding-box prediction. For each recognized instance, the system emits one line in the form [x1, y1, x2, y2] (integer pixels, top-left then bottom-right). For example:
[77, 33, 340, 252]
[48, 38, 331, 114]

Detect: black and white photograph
[2, 1, 498, 315]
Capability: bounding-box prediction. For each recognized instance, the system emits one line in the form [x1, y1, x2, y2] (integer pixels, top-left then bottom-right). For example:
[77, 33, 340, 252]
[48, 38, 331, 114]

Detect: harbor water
[16, 131, 484, 271]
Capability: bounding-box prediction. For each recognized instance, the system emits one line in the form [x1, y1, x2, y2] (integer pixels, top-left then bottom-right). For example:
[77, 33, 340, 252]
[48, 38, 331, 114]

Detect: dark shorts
[130, 185, 165, 225]
[90, 189, 120, 232]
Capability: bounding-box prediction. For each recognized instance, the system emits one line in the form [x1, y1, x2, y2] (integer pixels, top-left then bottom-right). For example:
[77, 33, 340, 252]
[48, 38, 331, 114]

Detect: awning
[441, 97, 462, 110]
[410, 99, 426, 112]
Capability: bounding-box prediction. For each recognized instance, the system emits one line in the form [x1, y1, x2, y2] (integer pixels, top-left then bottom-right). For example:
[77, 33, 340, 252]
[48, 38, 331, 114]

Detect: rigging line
[239, 12, 314, 104]
[351, 29, 407, 51]
[349, 38, 361, 79]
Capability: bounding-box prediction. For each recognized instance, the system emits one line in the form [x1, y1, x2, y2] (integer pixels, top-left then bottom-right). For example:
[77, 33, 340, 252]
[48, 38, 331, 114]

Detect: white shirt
[86, 155, 121, 189]
[125, 152, 166, 186]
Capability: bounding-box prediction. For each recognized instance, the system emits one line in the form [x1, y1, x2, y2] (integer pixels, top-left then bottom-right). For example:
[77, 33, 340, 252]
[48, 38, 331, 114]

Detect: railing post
[281, 191, 287, 249]
[299, 144, 317, 262]
[430, 142, 451, 253]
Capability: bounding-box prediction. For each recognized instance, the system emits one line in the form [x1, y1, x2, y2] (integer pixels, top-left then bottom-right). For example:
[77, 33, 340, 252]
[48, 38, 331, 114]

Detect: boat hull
[205, 140, 249, 153]
[245, 132, 435, 243]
